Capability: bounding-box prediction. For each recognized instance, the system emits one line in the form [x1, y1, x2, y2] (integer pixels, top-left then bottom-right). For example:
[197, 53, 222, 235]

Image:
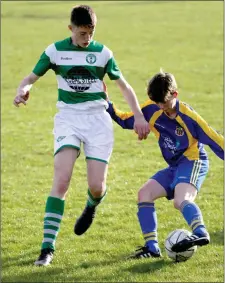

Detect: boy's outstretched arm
[114, 77, 150, 139]
[178, 103, 224, 160]
[195, 119, 224, 160]
[107, 100, 155, 130]
[189, 112, 224, 160]
[107, 101, 134, 129]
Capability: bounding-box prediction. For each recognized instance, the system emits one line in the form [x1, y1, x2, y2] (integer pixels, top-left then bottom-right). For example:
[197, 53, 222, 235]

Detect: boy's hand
[134, 115, 150, 140]
[13, 85, 31, 107]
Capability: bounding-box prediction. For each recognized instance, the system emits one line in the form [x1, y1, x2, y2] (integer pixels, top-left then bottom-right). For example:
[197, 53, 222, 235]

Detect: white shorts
[53, 108, 114, 163]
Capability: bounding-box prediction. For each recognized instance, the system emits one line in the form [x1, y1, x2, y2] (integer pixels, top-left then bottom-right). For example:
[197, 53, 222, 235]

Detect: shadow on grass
[125, 258, 174, 274]
[2, 252, 174, 282]
[78, 256, 122, 269]
[2, 267, 80, 283]
[2, 249, 40, 268]
[2, 257, 120, 283]
[77, 253, 173, 273]
[210, 229, 224, 245]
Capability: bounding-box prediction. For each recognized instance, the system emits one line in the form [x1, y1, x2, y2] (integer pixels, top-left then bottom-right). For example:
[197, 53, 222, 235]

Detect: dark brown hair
[147, 70, 177, 103]
[70, 5, 97, 27]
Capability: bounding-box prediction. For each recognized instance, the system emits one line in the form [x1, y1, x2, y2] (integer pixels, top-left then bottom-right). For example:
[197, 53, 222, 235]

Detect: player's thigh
[174, 183, 197, 209]
[172, 159, 209, 208]
[147, 167, 175, 201]
[53, 147, 79, 182]
[53, 111, 81, 156]
[84, 111, 114, 164]
[138, 180, 168, 202]
[172, 159, 209, 192]
[87, 159, 108, 195]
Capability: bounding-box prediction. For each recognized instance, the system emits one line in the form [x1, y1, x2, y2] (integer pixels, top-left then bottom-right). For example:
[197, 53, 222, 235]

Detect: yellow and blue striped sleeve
[106, 100, 157, 129]
[179, 103, 224, 160]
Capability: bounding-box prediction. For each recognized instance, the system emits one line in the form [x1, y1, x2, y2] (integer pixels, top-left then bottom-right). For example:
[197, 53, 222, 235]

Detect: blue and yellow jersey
[107, 99, 224, 166]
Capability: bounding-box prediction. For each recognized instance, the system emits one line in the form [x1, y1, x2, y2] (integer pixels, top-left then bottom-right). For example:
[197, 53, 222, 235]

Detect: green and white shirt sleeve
[32, 44, 56, 76]
[104, 47, 121, 80]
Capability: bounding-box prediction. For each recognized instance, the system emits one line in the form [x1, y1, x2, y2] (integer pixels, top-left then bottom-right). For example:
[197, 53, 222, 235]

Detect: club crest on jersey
[86, 54, 96, 64]
[175, 126, 184, 136]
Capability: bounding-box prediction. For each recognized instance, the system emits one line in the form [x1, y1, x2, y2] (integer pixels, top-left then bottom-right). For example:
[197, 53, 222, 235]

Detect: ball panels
[165, 229, 197, 262]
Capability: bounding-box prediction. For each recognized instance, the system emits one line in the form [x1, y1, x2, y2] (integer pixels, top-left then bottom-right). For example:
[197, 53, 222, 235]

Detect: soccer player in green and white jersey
[13, 5, 150, 266]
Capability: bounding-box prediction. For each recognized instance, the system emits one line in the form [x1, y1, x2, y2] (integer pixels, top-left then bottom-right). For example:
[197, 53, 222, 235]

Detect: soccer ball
[165, 229, 197, 262]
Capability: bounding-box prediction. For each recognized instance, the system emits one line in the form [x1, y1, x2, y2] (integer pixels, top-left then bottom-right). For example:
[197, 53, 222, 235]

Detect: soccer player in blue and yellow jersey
[107, 70, 224, 258]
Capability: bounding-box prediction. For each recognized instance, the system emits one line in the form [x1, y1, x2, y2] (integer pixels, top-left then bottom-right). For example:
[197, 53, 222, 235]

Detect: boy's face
[69, 25, 95, 48]
[156, 92, 178, 112]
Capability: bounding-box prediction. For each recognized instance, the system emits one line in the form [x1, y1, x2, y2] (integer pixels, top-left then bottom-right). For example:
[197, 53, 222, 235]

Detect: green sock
[87, 188, 107, 208]
[41, 196, 65, 251]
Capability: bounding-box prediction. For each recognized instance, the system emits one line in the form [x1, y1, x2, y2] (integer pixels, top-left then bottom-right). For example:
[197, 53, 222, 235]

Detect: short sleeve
[32, 43, 56, 76]
[105, 57, 121, 80]
[32, 52, 52, 76]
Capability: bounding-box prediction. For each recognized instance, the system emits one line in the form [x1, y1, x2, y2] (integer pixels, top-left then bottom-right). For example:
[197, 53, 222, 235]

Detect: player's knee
[54, 162, 72, 190]
[58, 176, 70, 189]
[138, 188, 145, 202]
[173, 199, 182, 210]
[55, 175, 71, 194]
[138, 187, 155, 202]
[88, 180, 105, 197]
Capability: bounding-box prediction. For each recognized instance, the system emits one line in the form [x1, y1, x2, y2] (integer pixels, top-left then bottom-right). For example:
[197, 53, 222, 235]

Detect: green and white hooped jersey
[32, 37, 121, 110]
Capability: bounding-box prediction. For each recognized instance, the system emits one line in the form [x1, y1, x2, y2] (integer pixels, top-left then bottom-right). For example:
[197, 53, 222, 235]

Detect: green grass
[2, 1, 224, 282]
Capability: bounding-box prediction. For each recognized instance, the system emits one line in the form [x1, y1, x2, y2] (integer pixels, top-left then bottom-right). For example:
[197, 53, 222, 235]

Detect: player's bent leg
[87, 159, 108, 199]
[51, 147, 80, 199]
[173, 182, 198, 210]
[172, 183, 210, 253]
[35, 148, 79, 266]
[138, 179, 168, 202]
[130, 179, 168, 259]
[74, 159, 108, 236]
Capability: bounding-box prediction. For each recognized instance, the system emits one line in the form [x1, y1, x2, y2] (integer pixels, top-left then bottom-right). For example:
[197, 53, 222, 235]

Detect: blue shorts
[151, 159, 209, 200]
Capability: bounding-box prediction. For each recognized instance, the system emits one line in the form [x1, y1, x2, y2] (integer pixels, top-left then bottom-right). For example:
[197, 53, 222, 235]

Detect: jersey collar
[175, 99, 180, 114]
